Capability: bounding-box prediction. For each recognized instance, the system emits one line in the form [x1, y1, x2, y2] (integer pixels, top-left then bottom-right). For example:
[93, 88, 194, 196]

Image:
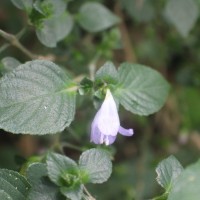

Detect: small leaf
[168, 159, 200, 200]
[0, 169, 31, 200]
[156, 155, 183, 190]
[36, 0, 66, 16]
[78, 2, 120, 32]
[1, 57, 21, 74]
[27, 163, 65, 200]
[36, 12, 74, 47]
[95, 61, 118, 85]
[79, 148, 112, 184]
[114, 63, 170, 116]
[46, 152, 78, 186]
[60, 185, 83, 200]
[0, 60, 76, 135]
[164, 0, 199, 37]
[78, 77, 93, 95]
[11, 0, 33, 11]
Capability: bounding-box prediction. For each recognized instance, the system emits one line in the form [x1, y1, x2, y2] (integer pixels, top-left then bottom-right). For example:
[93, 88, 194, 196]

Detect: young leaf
[78, 77, 93, 95]
[46, 152, 79, 186]
[156, 155, 183, 191]
[164, 0, 199, 37]
[168, 159, 200, 200]
[79, 148, 112, 184]
[95, 61, 118, 85]
[0, 60, 76, 135]
[0, 169, 31, 200]
[35, 0, 66, 16]
[114, 63, 170, 116]
[27, 163, 65, 200]
[36, 12, 74, 47]
[11, 0, 33, 11]
[78, 2, 120, 32]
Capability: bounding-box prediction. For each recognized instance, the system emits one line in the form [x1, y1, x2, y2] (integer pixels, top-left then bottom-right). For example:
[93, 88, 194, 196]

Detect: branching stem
[0, 28, 37, 59]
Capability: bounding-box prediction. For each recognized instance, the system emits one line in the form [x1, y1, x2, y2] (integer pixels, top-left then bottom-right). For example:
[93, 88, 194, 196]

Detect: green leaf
[168, 159, 200, 200]
[114, 63, 170, 116]
[0, 60, 76, 135]
[122, 0, 155, 22]
[79, 148, 112, 184]
[78, 77, 93, 95]
[164, 0, 199, 37]
[0, 169, 31, 200]
[156, 155, 183, 191]
[36, 12, 74, 47]
[11, 0, 33, 11]
[60, 185, 83, 200]
[78, 2, 120, 32]
[27, 163, 65, 200]
[34, 0, 66, 16]
[95, 61, 118, 85]
[0, 190, 12, 199]
[47, 153, 83, 200]
[179, 87, 200, 130]
[46, 152, 78, 186]
[1, 57, 21, 74]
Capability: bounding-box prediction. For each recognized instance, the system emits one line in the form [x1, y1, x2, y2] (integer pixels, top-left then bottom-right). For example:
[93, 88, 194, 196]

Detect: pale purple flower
[91, 89, 134, 145]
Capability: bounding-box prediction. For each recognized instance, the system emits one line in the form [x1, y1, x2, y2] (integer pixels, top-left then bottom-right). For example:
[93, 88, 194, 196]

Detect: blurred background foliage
[0, 0, 200, 199]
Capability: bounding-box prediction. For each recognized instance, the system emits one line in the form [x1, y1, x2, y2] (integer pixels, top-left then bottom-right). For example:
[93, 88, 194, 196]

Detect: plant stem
[0, 43, 10, 53]
[88, 53, 100, 81]
[83, 185, 96, 200]
[114, 2, 137, 62]
[61, 142, 83, 152]
[0, 29, 37, 59]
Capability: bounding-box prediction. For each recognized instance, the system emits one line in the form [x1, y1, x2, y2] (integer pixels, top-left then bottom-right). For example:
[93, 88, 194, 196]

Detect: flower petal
[90, 125, 103, 144]
[96, 89, 120, 136]
[106, 135, 117, 145]
[118, 126, 134, 136]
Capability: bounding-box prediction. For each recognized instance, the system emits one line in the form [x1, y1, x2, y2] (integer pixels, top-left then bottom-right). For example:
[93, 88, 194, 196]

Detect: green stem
[88, 53, 100, 81]
[83, 185, 96, 200]
[151, 192, 168, 200]
[61, 142, 83, 152]
[0, 43, 10, 53]
[0, 29, 37, 59]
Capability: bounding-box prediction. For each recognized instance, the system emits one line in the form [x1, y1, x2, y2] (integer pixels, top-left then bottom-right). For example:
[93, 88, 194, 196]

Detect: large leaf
[156, 155, 183, 191]
[0, 190, 12, 200]
[27, 163, 64, 200]
[0, 169, 31, 200]
[36, 12, 74, 47]
[164, 0, 199, 37]
[79, 148, 112, 184]
[114, 63, 170, 116]
[78, 2, 120, 32]
[0, 60, 76, 135]
[168, 159, 200, 200]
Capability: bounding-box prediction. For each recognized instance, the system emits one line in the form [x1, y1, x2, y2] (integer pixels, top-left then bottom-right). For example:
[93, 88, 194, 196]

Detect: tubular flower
[91, 89, 134, 145]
